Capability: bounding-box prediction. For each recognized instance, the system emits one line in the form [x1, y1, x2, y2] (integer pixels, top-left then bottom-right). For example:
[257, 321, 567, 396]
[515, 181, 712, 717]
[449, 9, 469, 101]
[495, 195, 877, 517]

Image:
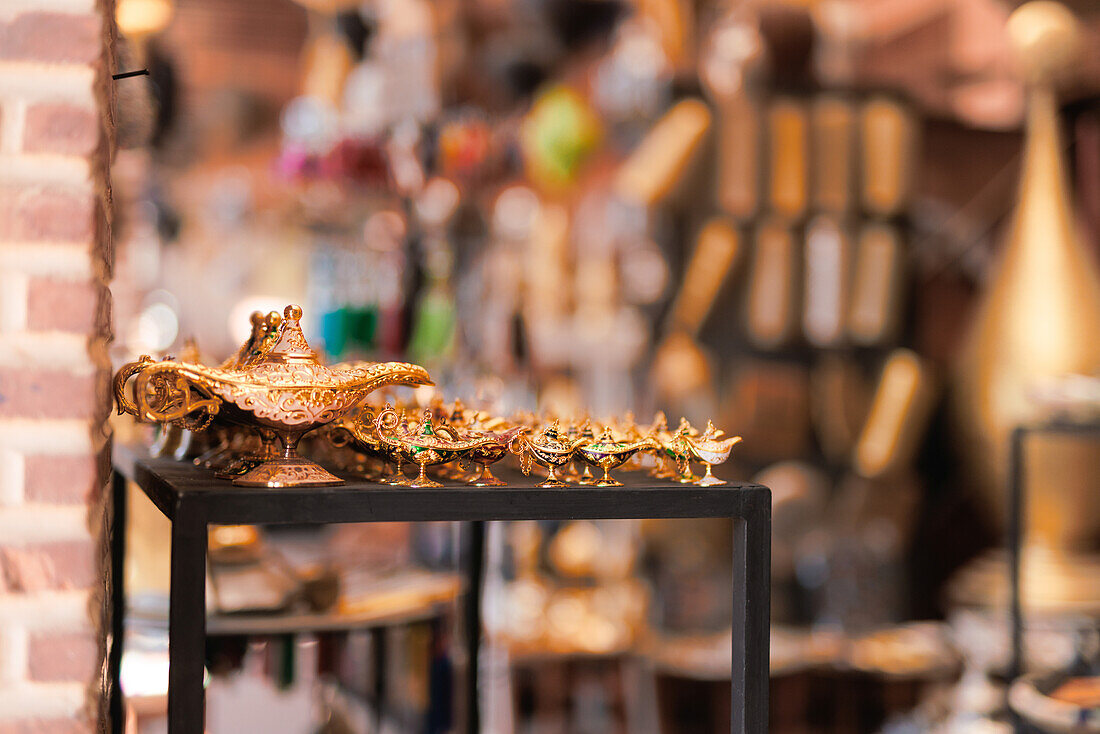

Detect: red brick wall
[0, 1, 114, 732]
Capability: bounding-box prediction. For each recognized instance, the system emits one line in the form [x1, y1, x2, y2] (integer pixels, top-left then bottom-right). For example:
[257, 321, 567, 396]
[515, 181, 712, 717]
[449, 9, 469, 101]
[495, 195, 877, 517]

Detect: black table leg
[372, 627, 387, 732]
[732, 494, 771, 734]
[109, 470, 127, 734]
[465, 521, 486, 733]
[1008, 426, 1026, 682]
[168, 501, 207, 734]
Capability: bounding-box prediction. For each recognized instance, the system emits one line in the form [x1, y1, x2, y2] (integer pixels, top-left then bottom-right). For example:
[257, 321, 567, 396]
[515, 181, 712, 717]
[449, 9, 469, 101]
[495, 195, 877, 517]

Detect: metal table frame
[1007, 419, 1100, 679]
[108, 452, 771, 734]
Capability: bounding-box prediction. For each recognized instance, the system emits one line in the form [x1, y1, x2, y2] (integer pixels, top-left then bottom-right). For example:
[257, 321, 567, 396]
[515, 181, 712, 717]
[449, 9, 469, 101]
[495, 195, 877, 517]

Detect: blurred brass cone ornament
[952, 1, 1100, 611]
[116, 305, 432, 488]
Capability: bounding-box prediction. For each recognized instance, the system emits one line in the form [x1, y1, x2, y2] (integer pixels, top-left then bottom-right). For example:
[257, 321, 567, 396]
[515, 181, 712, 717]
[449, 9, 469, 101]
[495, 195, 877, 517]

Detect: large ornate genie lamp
[115, 304, 432, 487]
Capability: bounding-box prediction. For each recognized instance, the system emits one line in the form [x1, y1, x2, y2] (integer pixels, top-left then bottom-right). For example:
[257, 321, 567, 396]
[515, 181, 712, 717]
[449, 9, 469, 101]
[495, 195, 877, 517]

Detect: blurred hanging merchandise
[612, 98, 711, 207]
[765, 95, 809, 220]
[651, 218, 741, 408]
[853, 350, 936, 481]
[701, 5, 765, 221]
[520, 85, 603, 193]
[951, 0, 1100, 613]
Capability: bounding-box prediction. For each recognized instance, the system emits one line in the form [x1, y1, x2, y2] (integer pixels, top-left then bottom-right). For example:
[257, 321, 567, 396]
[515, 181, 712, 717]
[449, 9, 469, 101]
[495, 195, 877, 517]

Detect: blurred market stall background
[104, 0, 1100, 731]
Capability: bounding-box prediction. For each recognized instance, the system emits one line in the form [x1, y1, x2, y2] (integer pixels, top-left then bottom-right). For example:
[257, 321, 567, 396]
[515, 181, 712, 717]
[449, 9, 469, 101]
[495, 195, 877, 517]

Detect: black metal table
[1005, 420, 1100, 733]
[1007, 419, 1100, 678]
[109, 450, 771, 734]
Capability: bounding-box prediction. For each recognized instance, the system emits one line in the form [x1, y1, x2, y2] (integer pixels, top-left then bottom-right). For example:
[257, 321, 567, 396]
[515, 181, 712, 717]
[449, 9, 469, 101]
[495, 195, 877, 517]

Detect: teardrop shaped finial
[267, 304, 318, 364]
[419, 408, 437, 436]
[1007, 1, 1081, 86]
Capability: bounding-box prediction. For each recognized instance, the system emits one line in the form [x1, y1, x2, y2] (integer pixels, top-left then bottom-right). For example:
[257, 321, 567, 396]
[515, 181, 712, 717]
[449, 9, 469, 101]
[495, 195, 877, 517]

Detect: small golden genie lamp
[643, 412, 680, 480]
[682, 421, 741, 486]
[374, 407, 495, 488]
[666, 418, 704, 484]
[463, 424, 527, 487]
[225, 310, 284, 370]
[330, 406, 423, 486]
[514, 421, 587, 488]
[575, 427, 652, 487]
[433, 401, 525, 486]
[115, 305, 432, 487]
[326, 406, 394, 481]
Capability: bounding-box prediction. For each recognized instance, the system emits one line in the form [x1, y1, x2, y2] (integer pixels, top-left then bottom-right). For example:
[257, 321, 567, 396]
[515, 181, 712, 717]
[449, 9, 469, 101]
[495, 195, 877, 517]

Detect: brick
[91, 367, 111, 426]
[0, 590, 90, 630]
[0, 626, 28, 683]
[0, 448, 25, 507]
[0, 540, 95, 593]
[25, 278, 103, 332]
[94, 275, 111, 339]
[0, 13, 100, 65]
[0, 507, 88, 545]
[27, 631, 97, 682]
[0, 370, 97, 420]
[0, 718, 92, 734]
[0, 420, 96, 456]
[23, 104, 98, 157]
[0, 682, 86, 723]
[0, 66, 95, 108]
[0, 186, 96, 243]
[0, 245, 94, 279]
[0, 334, 93, 372]
[0, 156, 91, 185]
[91, 193, 111, 280]
[24, 455, 98, 505]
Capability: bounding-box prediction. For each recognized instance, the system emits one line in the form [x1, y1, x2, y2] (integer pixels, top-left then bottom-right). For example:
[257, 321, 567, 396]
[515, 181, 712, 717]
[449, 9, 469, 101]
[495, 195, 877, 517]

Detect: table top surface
[127, 575, 461, 636]
[114, 444, 770, 526]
